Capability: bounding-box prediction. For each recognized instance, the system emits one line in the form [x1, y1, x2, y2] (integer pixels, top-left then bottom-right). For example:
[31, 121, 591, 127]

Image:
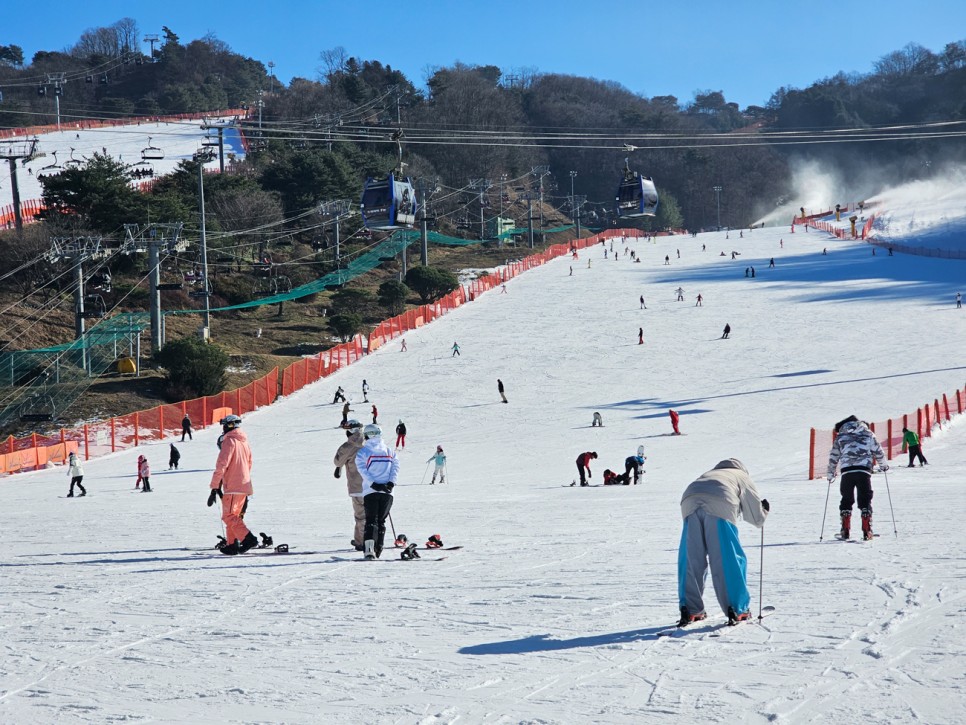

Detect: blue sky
[5, 1, 965, 109]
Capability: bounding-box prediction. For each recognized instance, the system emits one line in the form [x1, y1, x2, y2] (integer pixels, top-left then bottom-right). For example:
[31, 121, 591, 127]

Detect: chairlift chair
[81, 294, 107, 319]
[141, 137, 164, 161]
[19, 393, 57, 423]
[39, 151, 61, 174]
[188, 280, 211, 299]
[64, 148, 84, 169]
[156, 269, 184, 291]
[616, 158, 659, 218]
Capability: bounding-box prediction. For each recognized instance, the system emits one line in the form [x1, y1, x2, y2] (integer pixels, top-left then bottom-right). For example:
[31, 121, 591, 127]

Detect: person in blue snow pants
[677, 459, 769, 624]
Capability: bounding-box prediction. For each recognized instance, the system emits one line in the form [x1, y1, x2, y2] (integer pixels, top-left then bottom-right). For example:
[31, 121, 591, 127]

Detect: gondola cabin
[616, 172, 659, 218]
[360, 173, 416, 230]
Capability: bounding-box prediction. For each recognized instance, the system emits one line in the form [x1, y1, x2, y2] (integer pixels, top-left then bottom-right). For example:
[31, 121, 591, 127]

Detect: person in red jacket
[669, 409, 681, 435]
[575, 451, 598, 486]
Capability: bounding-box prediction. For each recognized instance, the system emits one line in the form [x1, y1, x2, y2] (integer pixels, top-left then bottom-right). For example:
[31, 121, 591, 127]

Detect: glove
[334, 466, 342, 479]
[761, 498, 770, 512]
[386, 482, 395, 492]
[371, 482, 394, 493]
[207, 488, 222, 507]
[879, 464, 890, 472]
[827, 475, 835, 484]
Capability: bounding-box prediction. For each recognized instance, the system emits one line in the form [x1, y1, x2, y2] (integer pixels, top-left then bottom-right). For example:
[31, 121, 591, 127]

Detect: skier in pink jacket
[137, 455, 152, 492]
[208, 415, 258, 555]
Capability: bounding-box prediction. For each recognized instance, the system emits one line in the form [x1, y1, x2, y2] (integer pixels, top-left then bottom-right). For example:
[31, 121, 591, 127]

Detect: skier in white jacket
[677, 458, 769, 626]
[354, 424, 400, 559]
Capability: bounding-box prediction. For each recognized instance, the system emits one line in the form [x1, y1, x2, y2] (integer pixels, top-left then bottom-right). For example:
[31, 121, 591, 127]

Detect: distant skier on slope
[827, 415, 888, 541]
[669, 409, 681, 435]
[427, 445, 447, 484]
[678, 458, 769, 626]
[625, 451, 646, 484]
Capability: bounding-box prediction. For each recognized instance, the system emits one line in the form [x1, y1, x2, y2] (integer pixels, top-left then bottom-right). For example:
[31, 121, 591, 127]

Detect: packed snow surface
[2, 190, 966, 723]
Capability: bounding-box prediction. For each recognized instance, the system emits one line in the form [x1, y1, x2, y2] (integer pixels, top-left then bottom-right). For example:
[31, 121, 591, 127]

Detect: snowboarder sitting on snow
[603, 469, 630, 486]
[575, 451, 598, 486]
[592, 412, 603, 427]
[678, 458, 769, 626]
[333, 386, 346, 404]
[827, 415, 888, 540]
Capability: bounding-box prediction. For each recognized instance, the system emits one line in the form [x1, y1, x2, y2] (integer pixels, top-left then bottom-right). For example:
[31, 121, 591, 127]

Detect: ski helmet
[345, 419, 363, 432]
[221, 414, 242, 433]
[394, 534, 408, 547]
[363, 423, 381, 439]
[436, 445, 443, 452]
[426, 534, 443, 548]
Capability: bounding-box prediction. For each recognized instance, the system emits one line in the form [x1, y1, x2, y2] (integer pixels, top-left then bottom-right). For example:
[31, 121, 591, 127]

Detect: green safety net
[0, 312, 149, 429]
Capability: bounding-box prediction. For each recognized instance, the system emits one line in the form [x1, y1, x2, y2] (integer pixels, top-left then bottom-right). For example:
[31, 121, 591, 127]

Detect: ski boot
[678, 606, 708, 627]
[426, 534, 444, 549]
[727, 607, 752, 626]
[364, 540, 376, 560]
[77, 490, 86, 497]
[861, 508, 874, 540]
[394, 534, 408, 548]
[238, 532, 259, 553]
[66, 491, 74, 497]
[220, 539, 240, 555]
[839, 510, 852, 540]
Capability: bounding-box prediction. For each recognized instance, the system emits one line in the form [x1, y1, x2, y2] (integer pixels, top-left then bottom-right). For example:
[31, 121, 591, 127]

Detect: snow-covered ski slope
[1, 117, 244, 210]
[2, 183, 966, 724]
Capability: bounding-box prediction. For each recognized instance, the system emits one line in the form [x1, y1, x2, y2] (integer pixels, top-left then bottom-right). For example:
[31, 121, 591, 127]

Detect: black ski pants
[363, 492, 394, 552]
[907, 445, 927, 466]
[839, 470, 873, 513]
[69, 475, 86, 494]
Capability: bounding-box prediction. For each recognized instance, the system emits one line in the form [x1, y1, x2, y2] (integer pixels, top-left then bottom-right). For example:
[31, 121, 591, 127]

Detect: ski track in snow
[3, 200, 966, 722]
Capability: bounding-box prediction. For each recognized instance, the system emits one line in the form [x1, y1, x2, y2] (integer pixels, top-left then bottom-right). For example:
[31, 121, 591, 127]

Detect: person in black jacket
[498, 379, 507, 403]
[168, 443, 181, 470]
[181, 414, 193, 441]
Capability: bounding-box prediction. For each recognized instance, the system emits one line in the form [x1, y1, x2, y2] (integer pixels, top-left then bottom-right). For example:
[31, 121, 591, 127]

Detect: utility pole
[531, 166, 550, 242]
[0, 138, 39, 232]
[569, 171, 578, 239]
[526, 194, 534, 249]
[124, 223, 186, 354]
[267, 61, 276, 93]
[713, 185, 723, 230]
[319, 200, 352, 271]
[47, 236, 106, 373]
[44, 73, 66, 131]
[194, 149, 215, 334]
[201, 118, 234, 173]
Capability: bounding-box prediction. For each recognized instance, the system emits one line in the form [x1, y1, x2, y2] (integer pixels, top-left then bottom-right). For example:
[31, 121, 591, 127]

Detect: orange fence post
[159, 405, 165, 439]
[84, 423, 90, 461]
[134, 411, 140, 447]
[111, 417, 116, 452]
[886, 419, 893, 460]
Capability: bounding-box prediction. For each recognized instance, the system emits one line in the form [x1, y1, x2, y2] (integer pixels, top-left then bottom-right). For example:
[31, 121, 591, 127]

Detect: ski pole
[420, 460, 431, 485]
[819, 476, 832, 541]
[757, 524, 764, 622]
[882, 468, 898, 539]
[388, 512, 397, 543]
